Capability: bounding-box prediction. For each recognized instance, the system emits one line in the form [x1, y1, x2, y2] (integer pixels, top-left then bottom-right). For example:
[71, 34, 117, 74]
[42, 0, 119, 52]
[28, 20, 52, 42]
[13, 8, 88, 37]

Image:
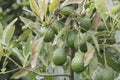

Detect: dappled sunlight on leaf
[31, 37, 44, 68]
[61, 0, 83, 8]
[84, 43, 95, 66]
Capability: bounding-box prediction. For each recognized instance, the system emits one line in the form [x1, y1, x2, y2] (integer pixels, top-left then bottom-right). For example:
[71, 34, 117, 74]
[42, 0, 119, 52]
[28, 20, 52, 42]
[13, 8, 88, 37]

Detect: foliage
[0, 0, 120, 80]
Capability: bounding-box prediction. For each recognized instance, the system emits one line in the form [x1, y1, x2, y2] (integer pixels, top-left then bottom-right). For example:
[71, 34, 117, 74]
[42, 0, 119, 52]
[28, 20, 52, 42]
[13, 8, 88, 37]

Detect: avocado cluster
[39, 20, 64, 43]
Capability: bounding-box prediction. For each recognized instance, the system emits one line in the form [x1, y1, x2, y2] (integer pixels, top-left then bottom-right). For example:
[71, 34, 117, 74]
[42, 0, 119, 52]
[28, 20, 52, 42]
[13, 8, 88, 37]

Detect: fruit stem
[103, 46, 108, 67]
[69, 48, 75, 80]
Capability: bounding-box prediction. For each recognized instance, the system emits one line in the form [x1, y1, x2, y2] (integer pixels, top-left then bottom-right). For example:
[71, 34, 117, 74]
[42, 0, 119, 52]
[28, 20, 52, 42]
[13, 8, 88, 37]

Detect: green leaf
[0, 22, 3, 40]
[12, 48, 24, 63]
[5, 26, 15, 45]
[20, 16, 38, 30]
[61, 0, 83, 8]
[110, 4, 120, 14]
[18, 28, 34, 42]
[88, 53, 98, 78]
[52, 16, 71, 46]
[105, 51, 120, 72]
[3, 18, 17, 44]
[29, 0, 40, 16]
[84, 43, 95, 66]
[104, 0, 113, 10]
[92, 12, 101, 30]
[49, 0, 59, 13]
[11, 65, 31, 79]
[42, 0, 48, 15]
[20, 16, 33, 25]
[94, 0, 109, 21]
[31, 37, 44, 68]
[38, 0, 48, 20]
[64, 16, 72, 26]
[88, 3, 95, 17]
[0, 44, 3, 60]
[21, 72, 36, 80]
[91, 35, 100, 55]
[23, 34, 32, 56]
[115, 30, 120, 44]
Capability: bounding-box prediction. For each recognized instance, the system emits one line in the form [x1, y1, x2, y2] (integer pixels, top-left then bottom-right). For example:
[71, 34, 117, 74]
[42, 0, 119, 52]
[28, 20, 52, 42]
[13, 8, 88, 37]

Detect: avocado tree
[0, 0, 120, 80]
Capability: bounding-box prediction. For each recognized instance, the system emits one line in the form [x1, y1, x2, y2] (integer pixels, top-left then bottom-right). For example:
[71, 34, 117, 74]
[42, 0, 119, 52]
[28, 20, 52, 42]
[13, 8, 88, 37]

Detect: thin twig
[24, 68, 70, 77]
[0, 68, 21, 74]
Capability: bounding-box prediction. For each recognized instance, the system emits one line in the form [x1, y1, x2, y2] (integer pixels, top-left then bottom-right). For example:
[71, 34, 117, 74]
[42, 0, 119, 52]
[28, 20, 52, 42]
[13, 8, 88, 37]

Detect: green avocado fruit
[94, 69, 103, 80]
[52, 21, 64, 34]
[44, 28, 55, 42]
[39, 27, 47, 37]
[71, 52, 86, 73]
[59, 6, 74, 16]
[67, 30, 77, 48]
[103, 67, 114, 80]
[74, 34, 87, 52]
[78, 16, 92, 32]
[53, 48, 67, 66]
[94, 67, 114, 80]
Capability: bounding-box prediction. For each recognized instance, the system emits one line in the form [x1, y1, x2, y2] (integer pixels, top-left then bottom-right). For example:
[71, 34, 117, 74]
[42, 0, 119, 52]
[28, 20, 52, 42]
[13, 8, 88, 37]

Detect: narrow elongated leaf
[29, 0, 40, 16]
[91, 35, 100, 55]
[88, 3, 95, 17]
[49, 0, 59, 13]
[94, 0, 108, 21]
[38, 0, 48, 20]
[93, 12, 101, 30]
[110, 4, 120, 14]
[61, 0, 83, 8]
[104, 0, 113, 10]
[84, 43, 95, 66]
[0, 44, 3, 60]
[11, 69, 29, 79]
[3, 18, 17, 44]
[11, 65, 31, 79]
[20, 16, 33, 25]
[41, 0, 48, 15]
[115, 30, 120, 44]
[56, 16, 71, 38]
[18, 28, 34, 42]
[23, 34, 32, 56]
[0, 22, 3, 39]
[12, 48, 24, 62]
[89, 53, 98, 77]
[20, 16, 38, 30]
[5, 26, 15, 44]
[52, 17, 71, 45]
[31, 37, 44, 68]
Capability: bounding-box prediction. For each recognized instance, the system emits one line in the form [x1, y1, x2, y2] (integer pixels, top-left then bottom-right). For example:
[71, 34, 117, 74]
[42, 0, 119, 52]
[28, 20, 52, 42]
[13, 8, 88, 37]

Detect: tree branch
[24, 68, 70, 77]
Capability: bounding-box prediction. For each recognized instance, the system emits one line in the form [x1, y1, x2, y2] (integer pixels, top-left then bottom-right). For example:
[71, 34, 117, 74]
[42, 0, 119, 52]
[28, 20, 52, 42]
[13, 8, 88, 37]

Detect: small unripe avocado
[103, 67, 114, 80]
[44, 28, 55, 42]
[59, 6, 74, 16]
[78, 15, 92, 32]
[94, 70, 103, 80]
[71, 52, 86, 73]
[67, 30, 77, 48]
[74, 35, 87, 52]
[53, 48, 67, 66]
[94, 67, 114, 80]
[39, 27, 47, 37]
[52, 21, 64, 34]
